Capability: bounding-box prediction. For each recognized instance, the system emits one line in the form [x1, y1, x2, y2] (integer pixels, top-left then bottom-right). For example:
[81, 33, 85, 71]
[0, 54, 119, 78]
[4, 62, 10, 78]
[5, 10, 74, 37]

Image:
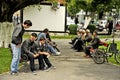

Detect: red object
[99, 41, 109, 47]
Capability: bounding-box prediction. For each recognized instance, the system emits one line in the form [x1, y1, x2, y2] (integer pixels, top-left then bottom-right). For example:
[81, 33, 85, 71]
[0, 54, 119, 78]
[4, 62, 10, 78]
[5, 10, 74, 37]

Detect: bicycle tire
[114, 51, 120, 64]
[92, 50, 105, 64]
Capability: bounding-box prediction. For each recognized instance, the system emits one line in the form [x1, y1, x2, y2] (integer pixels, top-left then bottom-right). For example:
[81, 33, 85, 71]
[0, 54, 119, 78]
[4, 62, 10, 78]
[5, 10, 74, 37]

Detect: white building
[22, 2, 66, 32]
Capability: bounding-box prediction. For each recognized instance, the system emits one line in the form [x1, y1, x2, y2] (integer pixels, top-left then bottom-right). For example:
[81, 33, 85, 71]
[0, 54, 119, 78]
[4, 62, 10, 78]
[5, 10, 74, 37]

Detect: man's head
[43, 28, 49, 34]
[86, 29, 90, 34]
[39, 38, 45, 45]
[93, 30, 98, 36]
[23, 20, 32, 29]
[30, 33, 37, 41]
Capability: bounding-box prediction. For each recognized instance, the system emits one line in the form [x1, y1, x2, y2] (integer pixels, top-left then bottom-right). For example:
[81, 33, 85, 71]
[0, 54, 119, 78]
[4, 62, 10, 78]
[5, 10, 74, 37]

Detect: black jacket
[21, 39, 35, 55]
[12, 24, 25, 45]
[90, 36, 100, 49]
[33, 41, 47, 53]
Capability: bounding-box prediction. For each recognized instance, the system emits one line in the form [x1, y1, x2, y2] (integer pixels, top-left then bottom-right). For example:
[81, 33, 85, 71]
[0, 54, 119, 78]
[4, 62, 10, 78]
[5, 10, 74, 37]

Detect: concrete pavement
[0, 39, 120, 80]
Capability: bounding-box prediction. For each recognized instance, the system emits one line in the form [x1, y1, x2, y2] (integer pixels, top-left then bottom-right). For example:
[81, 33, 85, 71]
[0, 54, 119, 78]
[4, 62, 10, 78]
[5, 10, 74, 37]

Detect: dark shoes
[69, 42, 73, 44]
[10, 71, 18, 75]
[40, 66, 56, 71]
[39, 67, 47, 71]
[83, 55, 91, 58]
[32, 71, 37, 75]
[47, 66, 56, 69]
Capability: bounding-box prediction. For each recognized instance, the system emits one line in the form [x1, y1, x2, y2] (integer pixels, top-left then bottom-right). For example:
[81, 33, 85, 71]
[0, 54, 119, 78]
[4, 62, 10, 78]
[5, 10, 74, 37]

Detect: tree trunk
[0, 22, 13, 48]
[83, 16, 91, 29]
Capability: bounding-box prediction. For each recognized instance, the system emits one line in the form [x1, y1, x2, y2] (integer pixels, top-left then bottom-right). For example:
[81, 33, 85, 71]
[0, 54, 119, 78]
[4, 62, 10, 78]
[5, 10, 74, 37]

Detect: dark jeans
[84, 46, 92, 56]
[27, 53, 42, 72]
[39, 54, 52, 69]
[74, 39, 84, 51]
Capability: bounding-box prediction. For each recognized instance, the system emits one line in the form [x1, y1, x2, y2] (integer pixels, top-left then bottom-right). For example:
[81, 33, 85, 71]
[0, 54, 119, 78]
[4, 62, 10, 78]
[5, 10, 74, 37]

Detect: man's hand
[43, 52, 50, 58]
[16, 44, 21, 47]
[33, 53, 39, 58]
[38, 51, 50, 58]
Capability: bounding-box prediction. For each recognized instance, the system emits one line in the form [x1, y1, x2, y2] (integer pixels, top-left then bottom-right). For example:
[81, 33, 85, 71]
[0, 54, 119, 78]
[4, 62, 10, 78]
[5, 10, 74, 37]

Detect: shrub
[87, 24, 96, 33]
[68, 24, 78, 35]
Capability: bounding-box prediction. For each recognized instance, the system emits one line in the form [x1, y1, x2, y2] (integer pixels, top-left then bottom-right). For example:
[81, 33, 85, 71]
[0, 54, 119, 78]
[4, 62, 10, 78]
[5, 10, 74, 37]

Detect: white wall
[23, 4, 66, 32]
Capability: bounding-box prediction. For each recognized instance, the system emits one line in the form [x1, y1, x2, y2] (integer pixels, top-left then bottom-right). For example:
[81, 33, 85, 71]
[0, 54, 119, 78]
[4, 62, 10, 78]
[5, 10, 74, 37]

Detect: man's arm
[22, 40, 33, 55]
[12, 26, 22, 45]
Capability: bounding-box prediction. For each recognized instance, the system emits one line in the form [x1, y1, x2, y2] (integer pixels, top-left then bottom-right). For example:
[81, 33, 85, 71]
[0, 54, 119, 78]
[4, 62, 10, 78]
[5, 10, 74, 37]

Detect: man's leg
[28, 54, 35, 72]
[47, 44, 57, 55]
[10, 43, 21, 74]
[43, 55, 52, 68]
[38, 55, 45, 70]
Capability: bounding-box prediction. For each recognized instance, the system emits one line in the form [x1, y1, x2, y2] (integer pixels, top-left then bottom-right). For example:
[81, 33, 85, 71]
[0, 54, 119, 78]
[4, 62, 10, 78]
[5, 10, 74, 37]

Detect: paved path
[0, 39, 120, 80]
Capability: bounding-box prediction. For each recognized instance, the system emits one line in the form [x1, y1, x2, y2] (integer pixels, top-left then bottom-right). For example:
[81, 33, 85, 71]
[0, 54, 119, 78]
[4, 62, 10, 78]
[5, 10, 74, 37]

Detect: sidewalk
[0, 39, 120, 80]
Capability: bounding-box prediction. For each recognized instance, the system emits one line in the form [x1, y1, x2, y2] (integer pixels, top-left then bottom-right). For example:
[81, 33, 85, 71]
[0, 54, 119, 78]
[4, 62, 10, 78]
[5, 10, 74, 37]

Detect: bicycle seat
[99, 41, 109, 47]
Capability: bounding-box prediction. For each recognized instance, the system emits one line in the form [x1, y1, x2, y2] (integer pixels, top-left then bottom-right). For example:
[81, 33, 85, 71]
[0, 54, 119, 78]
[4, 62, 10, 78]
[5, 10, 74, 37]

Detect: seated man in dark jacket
[84, 31, 100, 58]
[21, 33, 49, 74]
[33, 38, 55, 71]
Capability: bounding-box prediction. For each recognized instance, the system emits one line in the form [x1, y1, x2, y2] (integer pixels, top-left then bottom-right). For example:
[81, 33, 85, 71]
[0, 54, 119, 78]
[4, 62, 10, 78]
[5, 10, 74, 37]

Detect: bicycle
[92, 39, 120, 64]
[83, 42, 106, 64]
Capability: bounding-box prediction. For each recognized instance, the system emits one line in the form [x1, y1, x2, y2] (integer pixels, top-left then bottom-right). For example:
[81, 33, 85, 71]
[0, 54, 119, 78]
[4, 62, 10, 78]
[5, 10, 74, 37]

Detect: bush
[87, 24, 96, 33]
[68, 24, 78, 35]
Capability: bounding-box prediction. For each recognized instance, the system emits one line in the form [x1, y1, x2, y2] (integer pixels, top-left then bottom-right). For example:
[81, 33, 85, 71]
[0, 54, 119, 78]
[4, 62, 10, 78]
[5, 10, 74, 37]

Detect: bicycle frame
[99, 40, 119, 63]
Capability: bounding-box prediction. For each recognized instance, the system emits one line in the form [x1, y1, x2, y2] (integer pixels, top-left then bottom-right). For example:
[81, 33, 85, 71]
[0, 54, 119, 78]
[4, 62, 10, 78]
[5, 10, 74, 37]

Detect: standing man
[108, 20, 113, 35]
[10, 20, 32, 75]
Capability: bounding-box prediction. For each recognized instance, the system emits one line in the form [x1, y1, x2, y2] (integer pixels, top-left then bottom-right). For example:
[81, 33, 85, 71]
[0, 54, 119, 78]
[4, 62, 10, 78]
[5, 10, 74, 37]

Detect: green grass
[0, 48, 12, 74]
[23, 33, 115, 39]
[51, 35, 76, 39]
[99, 41, 120, 66]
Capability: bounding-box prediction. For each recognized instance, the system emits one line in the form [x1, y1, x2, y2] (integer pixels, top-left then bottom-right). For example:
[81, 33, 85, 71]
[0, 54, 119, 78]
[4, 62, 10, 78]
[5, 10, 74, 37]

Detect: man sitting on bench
[84, 31, 100, 58]
[21, 33, 49, 75]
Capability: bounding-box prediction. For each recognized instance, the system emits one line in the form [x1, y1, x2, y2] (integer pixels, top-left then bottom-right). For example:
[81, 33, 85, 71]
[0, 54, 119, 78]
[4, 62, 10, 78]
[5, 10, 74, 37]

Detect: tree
[0, 0, 45, 22]
[0, 0, 44, 48]
[67, 0, 120, 28]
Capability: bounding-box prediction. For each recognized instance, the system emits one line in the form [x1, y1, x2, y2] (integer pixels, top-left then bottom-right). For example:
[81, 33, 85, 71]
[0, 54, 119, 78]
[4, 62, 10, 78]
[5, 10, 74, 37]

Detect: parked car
[96, 20, 107, 31]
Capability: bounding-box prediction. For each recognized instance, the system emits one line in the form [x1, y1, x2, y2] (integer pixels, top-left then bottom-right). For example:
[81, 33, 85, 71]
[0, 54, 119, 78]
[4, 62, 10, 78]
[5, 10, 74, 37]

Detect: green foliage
[0, 48, 12, 74]
[67, 0, 80, 16]
[68, 24, 78, 35]
[99, 41, 120, 65]
[51, 34, 76, 39]
[67, 0, 120, 17]
[87, 24, 96, 33]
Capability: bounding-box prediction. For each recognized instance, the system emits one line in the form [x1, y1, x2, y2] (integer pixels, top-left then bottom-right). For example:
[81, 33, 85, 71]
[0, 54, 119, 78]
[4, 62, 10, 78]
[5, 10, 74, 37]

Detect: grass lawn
[0, 48, 12, 74]
[99, 41, 120, 66]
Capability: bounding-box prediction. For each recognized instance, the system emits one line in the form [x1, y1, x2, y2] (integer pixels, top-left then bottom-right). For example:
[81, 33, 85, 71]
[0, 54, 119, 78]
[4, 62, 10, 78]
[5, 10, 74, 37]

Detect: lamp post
[111, 8, 118, 43]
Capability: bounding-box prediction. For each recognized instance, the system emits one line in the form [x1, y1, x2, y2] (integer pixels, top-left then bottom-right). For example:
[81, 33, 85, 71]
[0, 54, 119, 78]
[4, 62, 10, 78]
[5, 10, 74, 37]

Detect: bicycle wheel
[92, 50, 105, 64]
[114, 51, 120, 64]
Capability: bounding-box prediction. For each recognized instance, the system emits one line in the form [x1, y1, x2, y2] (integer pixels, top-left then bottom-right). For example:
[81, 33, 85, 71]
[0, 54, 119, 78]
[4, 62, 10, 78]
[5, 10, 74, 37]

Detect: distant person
[37, 28, 61, 55]
[84, 31, 100, 58]
[10, 20, 32, 75]
[75, 15, 79, 24]
[108, 20, 113, 35]
[84, 29, 92, 45]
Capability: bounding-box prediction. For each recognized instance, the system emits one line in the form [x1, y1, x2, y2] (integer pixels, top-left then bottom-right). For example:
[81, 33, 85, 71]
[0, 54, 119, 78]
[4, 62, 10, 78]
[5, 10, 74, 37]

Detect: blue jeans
[46, 44, 57, 55]
[10, 43, 21, 72]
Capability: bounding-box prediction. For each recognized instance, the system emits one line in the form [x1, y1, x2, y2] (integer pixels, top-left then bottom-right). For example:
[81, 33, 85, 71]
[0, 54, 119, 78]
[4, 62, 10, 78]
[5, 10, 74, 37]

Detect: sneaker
[51, 66, 56, 69]
[32, 71, 37, 75]
[45, 66, 56, 72]
[48, 66, 56, 69]
[10, 72, 18, 75]
[56, 52, 61, 56]
[39, 67, 47, 71]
